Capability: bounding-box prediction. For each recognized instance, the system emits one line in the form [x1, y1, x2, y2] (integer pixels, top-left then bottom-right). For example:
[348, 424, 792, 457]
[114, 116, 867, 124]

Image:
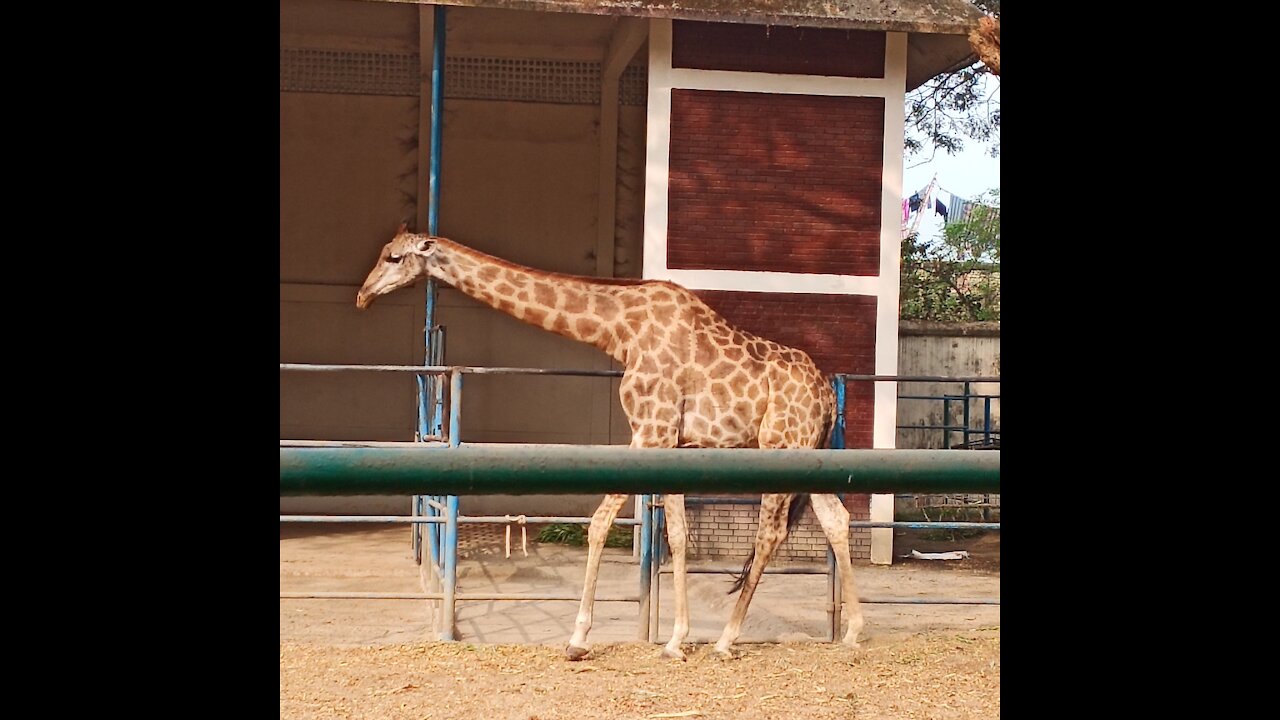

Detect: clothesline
[902, 176, 999, 237]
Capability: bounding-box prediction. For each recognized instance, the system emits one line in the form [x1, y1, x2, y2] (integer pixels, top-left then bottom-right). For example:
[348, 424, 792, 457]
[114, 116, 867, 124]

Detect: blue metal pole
[942, 397, 951, 449]
[828, 376, 845, 639]
[831, 375, 846, 449]
[416, 5, 447, 562]
[442, 367, 461, 640]
[983, 397, 992, 444]
[637, 493, 652, 641]
[962, 382, 971, 448]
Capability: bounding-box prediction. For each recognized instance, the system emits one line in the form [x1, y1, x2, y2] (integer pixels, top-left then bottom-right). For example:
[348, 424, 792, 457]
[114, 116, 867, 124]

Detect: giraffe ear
[414, 237, 437, 255]
[397, 222, 409, 234]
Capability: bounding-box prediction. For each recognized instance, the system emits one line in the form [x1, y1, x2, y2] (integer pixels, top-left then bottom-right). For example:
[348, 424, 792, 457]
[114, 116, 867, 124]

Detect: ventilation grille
[281, 48, 647, 105]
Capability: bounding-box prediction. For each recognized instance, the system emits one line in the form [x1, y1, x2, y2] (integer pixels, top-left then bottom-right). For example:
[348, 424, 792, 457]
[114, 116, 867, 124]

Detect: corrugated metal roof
[413, 1, 985, 35]
[374, 1, 986, 88]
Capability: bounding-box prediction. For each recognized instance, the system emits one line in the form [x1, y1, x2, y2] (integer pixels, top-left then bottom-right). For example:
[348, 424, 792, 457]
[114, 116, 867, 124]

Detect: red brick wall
[667, 89, 884, 276]
[695, 290, 876, 450]
[672, 21, 885, 78]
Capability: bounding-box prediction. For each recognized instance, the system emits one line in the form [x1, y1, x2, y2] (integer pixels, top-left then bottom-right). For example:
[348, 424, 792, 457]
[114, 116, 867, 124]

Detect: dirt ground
[281, 523, 1000, 719]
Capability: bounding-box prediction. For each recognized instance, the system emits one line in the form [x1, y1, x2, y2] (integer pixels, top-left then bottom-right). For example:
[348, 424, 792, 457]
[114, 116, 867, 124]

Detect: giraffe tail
[727, 493, 810, 594]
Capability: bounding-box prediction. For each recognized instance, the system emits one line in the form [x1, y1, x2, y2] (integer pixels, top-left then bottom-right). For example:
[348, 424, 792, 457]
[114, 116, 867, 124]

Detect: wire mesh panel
[281, 48, 648, 106]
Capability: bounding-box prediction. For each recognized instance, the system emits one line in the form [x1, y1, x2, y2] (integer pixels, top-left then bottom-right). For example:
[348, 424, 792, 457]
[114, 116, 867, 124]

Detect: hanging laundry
[908, 192, 922, 213]
[934, 198, 948, 221]
[947, 197, 973, 225]
[902, 199, 909, 222]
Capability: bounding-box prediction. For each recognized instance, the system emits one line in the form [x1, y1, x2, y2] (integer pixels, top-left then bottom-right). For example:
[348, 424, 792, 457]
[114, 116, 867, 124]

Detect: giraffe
[356, 224, 865, 659]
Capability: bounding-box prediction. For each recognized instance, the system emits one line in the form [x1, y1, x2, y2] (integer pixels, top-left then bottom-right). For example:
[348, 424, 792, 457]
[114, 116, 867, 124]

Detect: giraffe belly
[677, 405, 761, 448]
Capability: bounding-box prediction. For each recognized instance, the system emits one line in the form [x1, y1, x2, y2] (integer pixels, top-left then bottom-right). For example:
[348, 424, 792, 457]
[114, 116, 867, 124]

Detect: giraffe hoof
[712, 646, 738, 661]
[660, 646, 686, 661]
[565, 644, 591, 661]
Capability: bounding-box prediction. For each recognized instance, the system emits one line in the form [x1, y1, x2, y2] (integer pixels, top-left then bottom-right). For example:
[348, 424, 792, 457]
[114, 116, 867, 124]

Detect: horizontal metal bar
[280, 591, 639, 602]
[458, 516, 640, 525]
[281, 515, 444, 523]
[281, 364, 997, 384]
[281, 446, 999, 496]
[684, 497, 763, 505]
[861, 597, 999, 605]
[279, 591, 994, 605]
[280, 363, 622, 377]
[852, 522, 1000, 530]
[665, 563, 829, 575]
[897, 395, 1000, 401]
[837, 374, 1000, 383]
[279, 515, 641, 525]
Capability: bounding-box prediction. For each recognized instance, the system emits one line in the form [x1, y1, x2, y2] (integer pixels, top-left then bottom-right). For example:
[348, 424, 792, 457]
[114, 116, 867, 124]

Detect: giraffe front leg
[660, 494, 690, 660]
[809, 494, 864, 647]
[713, 493, 791, 659]
[566, 493, 630, 660]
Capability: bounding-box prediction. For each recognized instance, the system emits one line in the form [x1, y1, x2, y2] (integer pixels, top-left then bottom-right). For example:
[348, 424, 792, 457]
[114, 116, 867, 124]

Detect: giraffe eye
[387, 255, 403, 264]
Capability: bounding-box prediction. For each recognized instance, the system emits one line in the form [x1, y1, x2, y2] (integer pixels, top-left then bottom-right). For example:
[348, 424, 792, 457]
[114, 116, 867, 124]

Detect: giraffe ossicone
[357, 225, 866, 659]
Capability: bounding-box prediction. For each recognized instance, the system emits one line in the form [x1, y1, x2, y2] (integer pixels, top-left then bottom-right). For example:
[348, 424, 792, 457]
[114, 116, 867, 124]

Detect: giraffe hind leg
[713, 493, 794, 658]
[809, 493, 864, 647]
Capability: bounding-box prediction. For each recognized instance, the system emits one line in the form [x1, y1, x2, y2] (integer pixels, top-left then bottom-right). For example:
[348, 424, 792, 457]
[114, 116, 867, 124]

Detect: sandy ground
[281, 523, 1000, 719]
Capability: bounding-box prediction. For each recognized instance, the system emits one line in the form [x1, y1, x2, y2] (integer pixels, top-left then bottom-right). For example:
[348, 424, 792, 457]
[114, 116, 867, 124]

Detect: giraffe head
[355, 223, 441, 309]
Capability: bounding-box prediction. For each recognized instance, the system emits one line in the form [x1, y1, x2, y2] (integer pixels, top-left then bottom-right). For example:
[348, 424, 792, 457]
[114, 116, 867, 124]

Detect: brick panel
[672, 21, 885, 78]
[696, 290, 877, 449]
[668, 90, 884, 276]
[687, 497, 872, 562]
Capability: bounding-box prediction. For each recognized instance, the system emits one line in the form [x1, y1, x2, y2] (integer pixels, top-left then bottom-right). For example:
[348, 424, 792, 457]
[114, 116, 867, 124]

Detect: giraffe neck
[427, 238, 634, 361]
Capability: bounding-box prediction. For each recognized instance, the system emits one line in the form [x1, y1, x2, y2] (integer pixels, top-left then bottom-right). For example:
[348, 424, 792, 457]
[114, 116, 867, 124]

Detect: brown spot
[651, 303, 676, 324]
[551, 314, 572, 335]
[655, 406, 678, 423]
[524, 307, 548, 327]
[637, 355, 659, 374]
[710, 383, 732, 408]
[621, 293, 646, 309]
[695, 335, 717, 365]
[696, 397, 715, 418]
[624, 310, 649, 328]
[477, 265, 500, 283]
[614, 324, 633, 345]
[596, 296, 621, 321]
[517, 290, 530, 302]
[504, 270, 529, 287]
[656, 384, 678, 404]
[494, 282, 516, 297]
[723, 416, 742, 432]
[652, 290, 674, 303]
[563, 292, 588, 314]
[709, 361, 735, 380]
[746, 342, 767, 362]
[723, 346, 744, 362]
[533, 282, 558, 308]
[575, 318, 601, 338]
[493, 297, 516, 315]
